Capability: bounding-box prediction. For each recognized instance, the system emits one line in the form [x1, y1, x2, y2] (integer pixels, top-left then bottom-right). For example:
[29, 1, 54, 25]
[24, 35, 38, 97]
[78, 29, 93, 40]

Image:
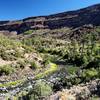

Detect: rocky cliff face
[0, 4, 100, 34]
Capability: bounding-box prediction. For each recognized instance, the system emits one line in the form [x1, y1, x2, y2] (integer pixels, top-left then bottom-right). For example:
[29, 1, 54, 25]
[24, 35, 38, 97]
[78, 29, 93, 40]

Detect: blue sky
[0, 0, 100, 20]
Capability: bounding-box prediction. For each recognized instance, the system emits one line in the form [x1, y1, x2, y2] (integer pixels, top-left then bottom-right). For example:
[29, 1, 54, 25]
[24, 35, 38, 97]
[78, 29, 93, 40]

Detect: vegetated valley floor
[0, 26, 99, 100]
[0, 4, 100, 100]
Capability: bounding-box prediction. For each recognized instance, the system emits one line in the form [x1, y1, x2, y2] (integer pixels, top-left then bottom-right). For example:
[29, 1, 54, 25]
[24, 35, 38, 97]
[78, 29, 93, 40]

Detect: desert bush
[81, 68, 98, 81]
[86, 56, 100, 69]
[24, 30, 33, 35]
[27, 80, 52, 100]
[67, 66, 79, 75]
[1, 53, 16, 61]
[30, 61, 39, 69]
[38, 47, 47, 53]
[43, 54, 57, 65]
[0, 34, 34, 61]
[0, 65, 14, 75]
[34, 63, 58, 79]
[66, 54, 88, 67]
[16, 59, 28, 69]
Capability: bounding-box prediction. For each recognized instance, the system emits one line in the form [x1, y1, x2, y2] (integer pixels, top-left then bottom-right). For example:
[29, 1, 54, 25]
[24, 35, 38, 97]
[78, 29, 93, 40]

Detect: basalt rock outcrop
[0, 4, 100, 34]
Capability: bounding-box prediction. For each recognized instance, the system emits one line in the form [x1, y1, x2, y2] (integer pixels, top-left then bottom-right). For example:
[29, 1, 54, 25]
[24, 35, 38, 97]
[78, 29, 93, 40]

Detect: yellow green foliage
[34, 63, 58, 79]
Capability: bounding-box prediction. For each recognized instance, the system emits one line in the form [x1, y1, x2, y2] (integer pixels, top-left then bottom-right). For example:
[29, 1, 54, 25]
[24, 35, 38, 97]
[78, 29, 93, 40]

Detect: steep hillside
[0, 4, 100, 34]
[0, 3, 100, 100]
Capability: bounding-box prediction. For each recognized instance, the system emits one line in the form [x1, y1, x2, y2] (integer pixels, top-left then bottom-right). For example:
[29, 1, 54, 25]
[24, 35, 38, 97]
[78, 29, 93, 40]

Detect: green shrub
[1, 53, 17, 61]
[87, 56, 100, 69]
[24, 30, 33, 35]
[14, 50, 24, 58]
[43, 54, 57, 65]
[34, 63, 58, 79]
[68, 55, 88, 66]
[16, 59, 28, 69]
[0, 65, 14, 75]
[22, 80, 52, 100]
[30, 61, 39, 69]
[82, 68, 98, 81]
[66, 77, 81, 86]
[67, 66, 79, 75]
[29, 80, 52, 99]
